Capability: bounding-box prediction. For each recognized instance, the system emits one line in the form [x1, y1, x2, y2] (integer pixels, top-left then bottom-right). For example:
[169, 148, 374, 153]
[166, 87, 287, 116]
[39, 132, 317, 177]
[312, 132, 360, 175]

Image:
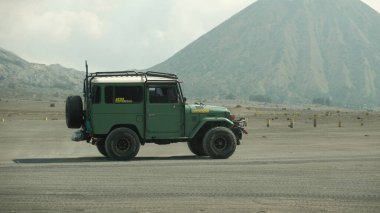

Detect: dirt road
[0, 100, 379, 212]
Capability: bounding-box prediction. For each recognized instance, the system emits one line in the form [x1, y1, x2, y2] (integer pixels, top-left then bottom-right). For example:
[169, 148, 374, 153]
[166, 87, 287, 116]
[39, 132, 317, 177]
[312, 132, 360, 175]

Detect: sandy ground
[0, 99, 379, 212]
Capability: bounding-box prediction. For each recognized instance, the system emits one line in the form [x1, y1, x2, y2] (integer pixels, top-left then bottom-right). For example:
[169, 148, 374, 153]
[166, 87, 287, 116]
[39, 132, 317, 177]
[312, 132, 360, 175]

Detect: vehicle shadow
[13, 157, 109, 164]
[135, 155, 208, 161]
[13, 155, 207, 164]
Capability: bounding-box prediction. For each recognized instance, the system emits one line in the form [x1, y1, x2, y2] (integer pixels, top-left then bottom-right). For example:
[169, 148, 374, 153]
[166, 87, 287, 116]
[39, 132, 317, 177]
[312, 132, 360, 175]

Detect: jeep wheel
[203, 127, 237, 159]
[95, 139, 108, 157]
[65, 96, 84, 129]
[187, 139, 207, 156]
[105, 128, 140, 160]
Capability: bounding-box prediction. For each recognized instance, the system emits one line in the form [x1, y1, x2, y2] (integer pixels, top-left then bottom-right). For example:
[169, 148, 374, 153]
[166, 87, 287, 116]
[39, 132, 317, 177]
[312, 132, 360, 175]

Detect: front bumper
[231, 118, 248, 144]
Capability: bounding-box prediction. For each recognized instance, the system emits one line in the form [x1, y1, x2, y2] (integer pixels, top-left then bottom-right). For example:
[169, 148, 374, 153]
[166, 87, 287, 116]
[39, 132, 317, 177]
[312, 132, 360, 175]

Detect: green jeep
[65, 65, 247, 160]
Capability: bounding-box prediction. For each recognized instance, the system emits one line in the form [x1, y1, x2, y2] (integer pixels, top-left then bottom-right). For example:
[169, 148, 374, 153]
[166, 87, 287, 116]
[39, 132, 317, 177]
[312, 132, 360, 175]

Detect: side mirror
[183, 97, 187, 104]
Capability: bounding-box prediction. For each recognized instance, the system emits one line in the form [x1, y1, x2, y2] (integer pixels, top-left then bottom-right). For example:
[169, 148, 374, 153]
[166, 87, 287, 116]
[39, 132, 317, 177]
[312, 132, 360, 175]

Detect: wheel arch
[189, 118, 233, 139]
[108, 124, 143, 144]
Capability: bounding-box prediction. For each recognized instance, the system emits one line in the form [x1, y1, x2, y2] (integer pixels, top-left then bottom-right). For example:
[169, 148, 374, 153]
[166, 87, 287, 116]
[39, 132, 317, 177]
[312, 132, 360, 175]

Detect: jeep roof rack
[88, 71, 178, 80]
[89, 71, 139, 77]
[145, 71, 178, 79]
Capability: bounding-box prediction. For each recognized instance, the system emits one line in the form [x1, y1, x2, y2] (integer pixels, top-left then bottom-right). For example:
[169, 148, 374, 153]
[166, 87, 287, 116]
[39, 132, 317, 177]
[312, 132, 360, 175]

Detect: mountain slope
[0, 47, 83, 99]
[152, 0, 380, 106]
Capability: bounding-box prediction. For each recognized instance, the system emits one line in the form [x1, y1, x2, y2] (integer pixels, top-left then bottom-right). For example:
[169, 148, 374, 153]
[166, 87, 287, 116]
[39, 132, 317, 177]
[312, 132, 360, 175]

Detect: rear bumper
[71, 130, 85, 142]
[71, 129, 91, 142]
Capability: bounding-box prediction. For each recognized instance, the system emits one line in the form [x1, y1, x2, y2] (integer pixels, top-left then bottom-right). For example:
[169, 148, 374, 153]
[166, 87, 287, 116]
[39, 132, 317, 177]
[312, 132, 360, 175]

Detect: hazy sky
[0, 0, 379, 71]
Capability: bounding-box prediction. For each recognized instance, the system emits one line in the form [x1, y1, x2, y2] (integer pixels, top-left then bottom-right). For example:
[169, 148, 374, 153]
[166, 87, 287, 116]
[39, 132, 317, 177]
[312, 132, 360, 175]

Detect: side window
[105, 86, 143, 104]
[92, 85, 101, 104]
[149, 85, 178, 103]
[105, 86, 114, 104]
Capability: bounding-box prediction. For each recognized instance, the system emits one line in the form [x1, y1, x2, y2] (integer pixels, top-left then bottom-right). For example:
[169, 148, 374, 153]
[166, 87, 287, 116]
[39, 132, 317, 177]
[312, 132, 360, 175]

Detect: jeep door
[146, 84, 184, 139]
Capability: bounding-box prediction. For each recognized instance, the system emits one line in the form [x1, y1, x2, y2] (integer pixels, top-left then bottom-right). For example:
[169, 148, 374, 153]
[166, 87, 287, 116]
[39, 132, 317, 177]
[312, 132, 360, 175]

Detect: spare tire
[65, 96, 84, 129]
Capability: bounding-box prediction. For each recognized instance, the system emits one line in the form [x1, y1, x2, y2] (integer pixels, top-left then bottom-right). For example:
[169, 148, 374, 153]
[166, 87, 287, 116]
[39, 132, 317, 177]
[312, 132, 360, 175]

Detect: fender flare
[189, 117, 234, 139]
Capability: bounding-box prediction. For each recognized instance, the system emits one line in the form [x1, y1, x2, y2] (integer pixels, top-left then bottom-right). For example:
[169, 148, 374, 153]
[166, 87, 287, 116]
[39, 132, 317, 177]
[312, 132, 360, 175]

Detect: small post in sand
[338, 111, 341, 128]
[289, 118, 294, 128]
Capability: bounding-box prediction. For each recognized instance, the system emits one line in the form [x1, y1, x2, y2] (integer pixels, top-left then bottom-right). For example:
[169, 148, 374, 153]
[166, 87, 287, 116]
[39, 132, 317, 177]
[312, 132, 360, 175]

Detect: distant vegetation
[312, 97, 332, 106]
[249, 95, 272, 103]
[225, 93, 236, 100]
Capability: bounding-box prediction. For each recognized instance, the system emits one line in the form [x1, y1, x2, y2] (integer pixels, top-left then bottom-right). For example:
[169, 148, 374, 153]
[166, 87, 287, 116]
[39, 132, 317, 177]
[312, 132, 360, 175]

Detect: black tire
[187, 139, 207, 156]
[65, 96, 84, 129]
[203, 127, 237, 159]
[95, 139, 108, 157]
[105, 128, 140, 161]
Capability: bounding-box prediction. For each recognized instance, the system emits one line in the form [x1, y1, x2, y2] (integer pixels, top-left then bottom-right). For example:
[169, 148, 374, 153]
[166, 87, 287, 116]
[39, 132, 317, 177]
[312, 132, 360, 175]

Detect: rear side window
[92, 85, 101, 104]
[105, 86, 143, 104]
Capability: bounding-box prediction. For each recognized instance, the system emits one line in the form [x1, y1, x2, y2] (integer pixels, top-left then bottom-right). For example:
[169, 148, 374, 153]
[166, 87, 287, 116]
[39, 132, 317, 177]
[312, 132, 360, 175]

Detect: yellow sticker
[115, 97, 126, 103]
[192, 109, 209, 113]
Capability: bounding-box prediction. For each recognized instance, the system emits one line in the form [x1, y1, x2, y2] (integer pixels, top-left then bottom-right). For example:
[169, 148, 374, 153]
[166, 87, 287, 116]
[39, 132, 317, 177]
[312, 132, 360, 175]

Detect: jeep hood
[187, 104, 230, 116]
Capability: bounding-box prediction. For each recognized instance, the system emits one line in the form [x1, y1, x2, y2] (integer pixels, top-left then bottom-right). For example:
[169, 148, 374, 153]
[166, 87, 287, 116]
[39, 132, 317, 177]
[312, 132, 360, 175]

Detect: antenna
[85, 60, 88, 77]
[84, 60, 90, 131]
